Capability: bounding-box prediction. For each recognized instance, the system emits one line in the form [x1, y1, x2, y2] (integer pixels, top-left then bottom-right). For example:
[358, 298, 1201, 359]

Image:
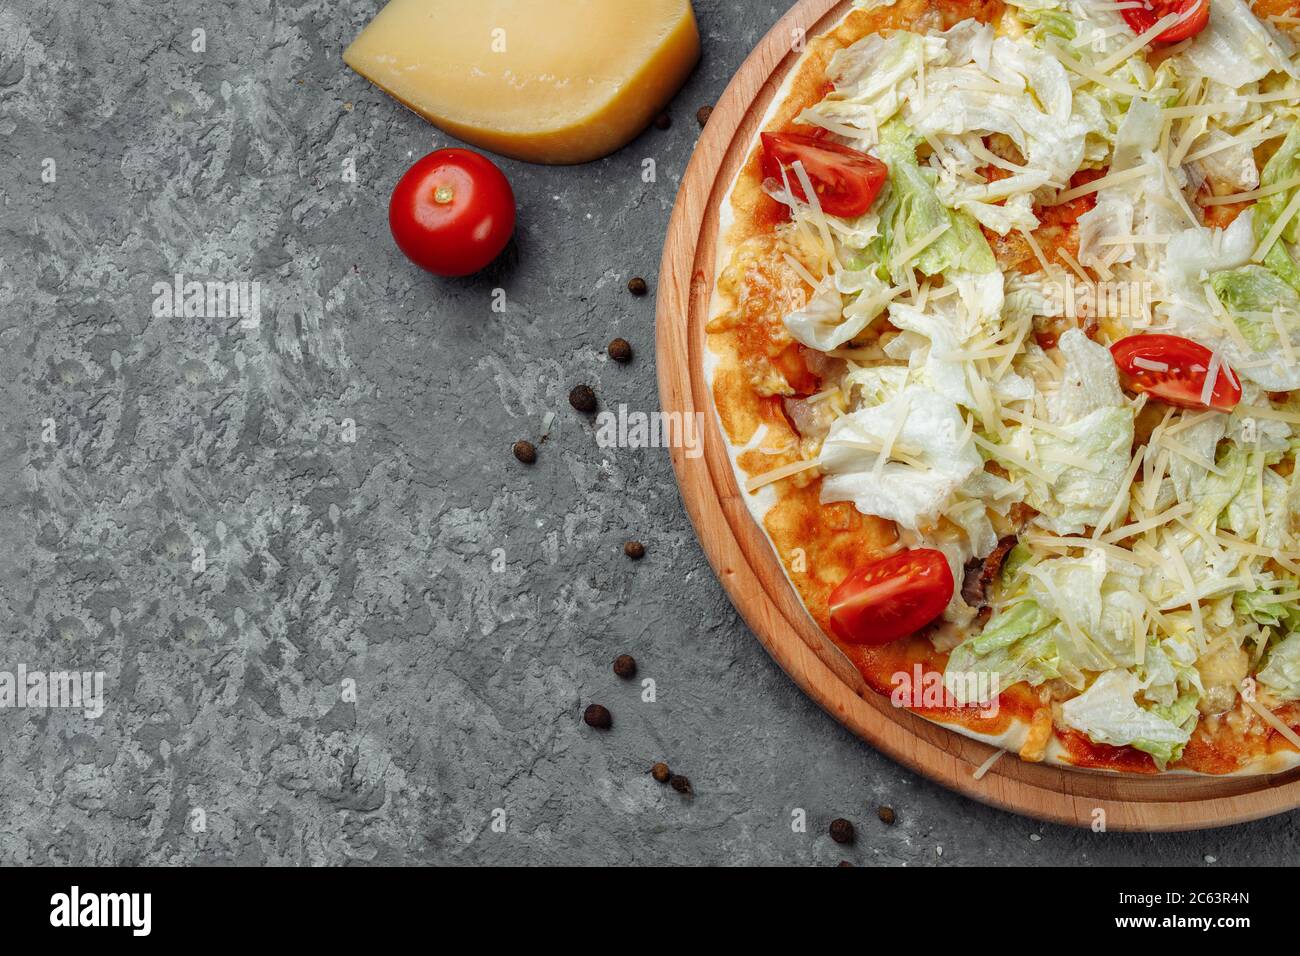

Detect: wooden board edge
[654, 0, 1300, 831]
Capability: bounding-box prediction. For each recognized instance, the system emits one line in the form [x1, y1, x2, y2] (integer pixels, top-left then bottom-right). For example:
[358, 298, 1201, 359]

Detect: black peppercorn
[696, 105, 714, 127]
[877, 806, 896, 825]
[583, 704, 612, 730]
[627, 276, 648, 296]
[624, 540, 645, 560]
[651, 762, 671, 783]
[569, 384, 598, 413]
[512, 440, 537, 464]
[669, 774, 692, 795]
[613, 654, 637, 679]
[654, 112, 672, 130]
[607, 338, 633, 363]
[829, 818, 855, 844]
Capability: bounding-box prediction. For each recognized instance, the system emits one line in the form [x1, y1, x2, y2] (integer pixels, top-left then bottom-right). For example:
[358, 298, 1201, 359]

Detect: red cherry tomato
[1120, 0, 1211, 44]
[828, 549, 954, 646]
[1110, 334, 1242, 412]
[760, 132, 888, 218]
[388, 148, 516, 277]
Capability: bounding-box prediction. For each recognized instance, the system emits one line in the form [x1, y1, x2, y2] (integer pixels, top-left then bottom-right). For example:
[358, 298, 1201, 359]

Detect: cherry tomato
[1120, 0, 1211, 44]
[760, 132, 888, 218]
[1110, 333, 1242, 412]
[388, 148, 516, 277]
[828, 549, 954, 646]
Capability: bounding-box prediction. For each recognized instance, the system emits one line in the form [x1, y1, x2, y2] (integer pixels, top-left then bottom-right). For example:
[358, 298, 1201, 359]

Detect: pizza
[705, 0, 1300, 774]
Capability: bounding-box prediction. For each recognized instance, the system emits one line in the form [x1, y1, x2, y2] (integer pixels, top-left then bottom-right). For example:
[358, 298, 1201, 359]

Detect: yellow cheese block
[344, 0, 701, 165]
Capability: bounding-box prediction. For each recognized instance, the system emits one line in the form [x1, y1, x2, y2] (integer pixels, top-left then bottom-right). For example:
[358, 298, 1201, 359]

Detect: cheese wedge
[344, 0, 701, 165]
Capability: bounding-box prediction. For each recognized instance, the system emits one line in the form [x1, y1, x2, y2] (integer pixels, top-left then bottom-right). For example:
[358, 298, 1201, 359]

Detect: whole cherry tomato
[828, 548, 954, 646]
[388, 148, 516, 277]
[1120, 0, 1211, 44]
[1110, 333, 1242, 412]
[760, 132, 888, 218]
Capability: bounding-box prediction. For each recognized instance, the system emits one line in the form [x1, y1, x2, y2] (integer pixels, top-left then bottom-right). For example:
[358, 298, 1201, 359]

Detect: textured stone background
[1, 0, 1296, 866]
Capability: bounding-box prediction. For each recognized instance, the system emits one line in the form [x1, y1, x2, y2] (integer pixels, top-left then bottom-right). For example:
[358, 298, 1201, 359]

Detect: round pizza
[706, 0, 1300, 773]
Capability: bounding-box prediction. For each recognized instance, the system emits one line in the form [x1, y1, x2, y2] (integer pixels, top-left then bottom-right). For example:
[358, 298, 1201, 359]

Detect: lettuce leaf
[812, 31, 942, 140]
[1254, 122, 1300, 292]
[818, 385, 982, 530]
[943, 600, 1059, 704]
[782, 274, 895, 352]
[1260, 632, 1300, 702]
[1220, 452, 1290, 542]
[1235, 584, 1300, 631]
[1139, 634, 1204, 709]
[1060, 669, 1196, 769]
[1183, 0, 1298, 90]
[1208, 266, 1300, 351]
[1027, 408, 1134, 536]
[1025, 552, 1145, 685]
[1022, 7, 1075, 42]
[1190, 444, 1250, 529]
[875, 120, 997, 283]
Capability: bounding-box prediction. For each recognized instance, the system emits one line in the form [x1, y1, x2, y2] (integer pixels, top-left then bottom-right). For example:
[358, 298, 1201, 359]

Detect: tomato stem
[434, 186, 454, 204]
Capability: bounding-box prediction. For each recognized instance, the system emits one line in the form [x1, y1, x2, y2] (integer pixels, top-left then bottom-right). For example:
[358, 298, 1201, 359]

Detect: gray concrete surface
[0, 0, 1295, 866]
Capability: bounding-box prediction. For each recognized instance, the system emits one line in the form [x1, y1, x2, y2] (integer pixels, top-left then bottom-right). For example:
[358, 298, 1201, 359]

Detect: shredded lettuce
[1000, 542, 1034, 588]
[944, 600, 1059, 704]
[1024, 552, 1146, 685]
[1190, 444, 1250, 529]
[782, 274, 893, 352]
[1208, 266, 1300, 351]
[1169, 414, 1226, 507]
[1060, 669, 1197, 769]
[1139, 634, 1204, 709]
[1025, 406, 1135, 536]
[1235, 583, 1300, 631]
[811, 31, 941, 141]
[842, 365, 908, 408]
[875, 120, 997, 283]
[1159, 212, 1300, 390]
[1021, 7, 1075, 43]
[1014, 331, 1135, 535]
[1183, 0, 1298, 89]
[883, 299, 978, 409]
[1220, 452, 1290, 542]
[1254, 122, 1300, 293]
[818, 385, 982, 531]
[1260, 632, 1300, 702]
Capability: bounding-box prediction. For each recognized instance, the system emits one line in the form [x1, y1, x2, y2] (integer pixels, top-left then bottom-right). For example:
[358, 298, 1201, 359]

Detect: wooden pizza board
[654, 0, 1300, 830]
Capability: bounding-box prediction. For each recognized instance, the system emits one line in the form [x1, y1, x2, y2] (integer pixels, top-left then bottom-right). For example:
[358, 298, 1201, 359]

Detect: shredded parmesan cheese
[1017, 227, 1053, 273]
[972, 748, 1006, 781]
[1201, 173, 1300, 206]
[1047, 42, 1153, 98]
[1253, 188, 1300, 264]
[896, 222, 951, 270]
[1243, 697, 1300, 752]
[790, 160, 836, 269]
[1095, 13, 1180, 73]
[1050, 164, 1154, 206]
[1238, 403, 1300, 425]
[744, 458, 819, 493]
[1092, 447, 1146, 540]
[1102, 501, 1195, 544]
[1185, 127, 1286, 165]
[972, 433, 1054, 482]
[1272, 306, 1298, 367]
